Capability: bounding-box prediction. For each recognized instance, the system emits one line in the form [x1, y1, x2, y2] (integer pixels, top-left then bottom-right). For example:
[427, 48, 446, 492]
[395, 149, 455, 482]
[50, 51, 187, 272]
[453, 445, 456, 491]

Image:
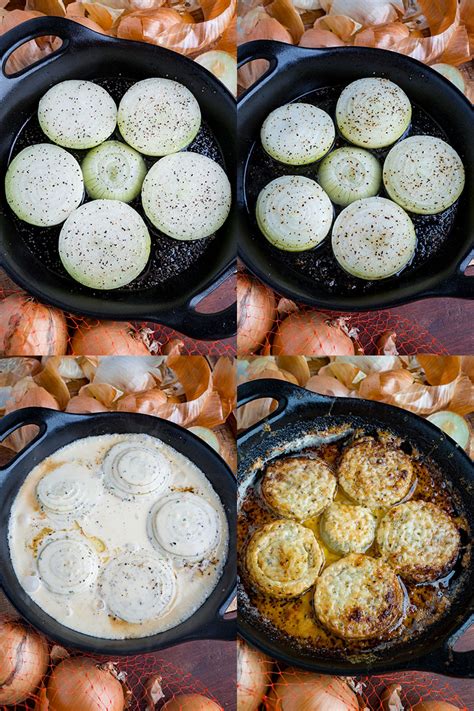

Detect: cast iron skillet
[238, 379, 474, 676]
[237, 40, 474, 311]
[0, 17, 236, 341]
[0, 407, 236, 654]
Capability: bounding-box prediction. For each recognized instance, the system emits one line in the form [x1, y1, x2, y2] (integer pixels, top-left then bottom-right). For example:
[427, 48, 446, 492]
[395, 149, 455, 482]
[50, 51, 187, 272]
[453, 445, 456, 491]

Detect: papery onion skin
[237, 638, 271, 711]
[237, 272, 276, 356]
[0, 621, 49, 704]
[412, 703, 461, 710]
[162, 694, 223, 710]
[0, 295, 68, 356]
[46, 657, 125, 711]
[272, 311, 355, 356]
[267, 670, 359, 711]
[71, 321, 150, 355]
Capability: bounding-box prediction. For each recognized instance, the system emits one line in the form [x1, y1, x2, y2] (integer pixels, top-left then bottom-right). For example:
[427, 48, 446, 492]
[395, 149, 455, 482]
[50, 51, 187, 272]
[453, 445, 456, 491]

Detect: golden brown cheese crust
[262, 456, 337, 521]
[313, 553, 404, 640]
[376, 500, 460, 583]
[246, 520, 324, 598]
[320, 502, 377, 554]
[338, 438, 414, 509]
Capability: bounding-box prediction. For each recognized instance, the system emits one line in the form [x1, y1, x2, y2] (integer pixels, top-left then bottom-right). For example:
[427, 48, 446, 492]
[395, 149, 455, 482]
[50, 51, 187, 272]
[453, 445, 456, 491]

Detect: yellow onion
[162, 694, 223, 710]
[412, 703, 461, 710]
[0, 621, 49, 704]
[0, 294, 68, 356]
[45, 657, 125, 711]
[267, 670, 359, 711]
[71, 321, 150, 355]
[237, 272, 276, 356]
[237, 639, 271, 711]
[272, 311, 355, 356]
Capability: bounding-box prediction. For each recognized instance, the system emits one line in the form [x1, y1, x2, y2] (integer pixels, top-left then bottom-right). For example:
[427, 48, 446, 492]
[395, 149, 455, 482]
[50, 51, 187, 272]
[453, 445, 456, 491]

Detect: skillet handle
[142, 263, 236, 341]
[0, 17, 103, 82]
[237, 379, 332, 441]
[237, 40, 294, 97]
[205, 609, 237, 641]
[434, 249, 474, 299]
[416, 615, 474, 678]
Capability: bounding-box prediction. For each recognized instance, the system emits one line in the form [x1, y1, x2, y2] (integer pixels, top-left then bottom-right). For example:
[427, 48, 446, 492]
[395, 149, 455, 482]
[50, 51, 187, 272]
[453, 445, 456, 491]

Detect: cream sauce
[8, 433, 228, 639]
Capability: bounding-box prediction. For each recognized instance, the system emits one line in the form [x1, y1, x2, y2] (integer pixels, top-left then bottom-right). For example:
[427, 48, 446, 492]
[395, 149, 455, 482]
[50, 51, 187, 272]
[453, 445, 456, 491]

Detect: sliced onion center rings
[36, 465, 101, 519]
[37, 536, 98, 595]
[99, 551, 176, 623]
[103, 442, 171, 499]
[148, 493, 220, 561]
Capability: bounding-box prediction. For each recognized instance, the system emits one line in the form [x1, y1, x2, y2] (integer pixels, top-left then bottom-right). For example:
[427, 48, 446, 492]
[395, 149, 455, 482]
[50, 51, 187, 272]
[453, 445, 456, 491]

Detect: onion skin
[267, 670, 359, 711]
[237, 639, 271, 711]
[162, 694, 223, 710]
[46, 657, 125, 711]
[272, 311, 355, 356]
[412, 704, 461, 710]
[0, 621, 49, 704]
[71, 321, 150, 355]
[237, 272, 276, 356]
[0, 294, 68, 356]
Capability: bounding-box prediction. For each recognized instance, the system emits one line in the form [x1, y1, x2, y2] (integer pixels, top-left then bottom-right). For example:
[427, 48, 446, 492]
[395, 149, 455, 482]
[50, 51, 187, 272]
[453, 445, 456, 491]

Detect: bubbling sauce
[9, 433, 228, 639]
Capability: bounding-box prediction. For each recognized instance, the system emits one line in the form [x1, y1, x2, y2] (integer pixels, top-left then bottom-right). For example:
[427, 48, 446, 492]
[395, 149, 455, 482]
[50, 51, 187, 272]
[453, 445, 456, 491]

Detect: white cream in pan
[8, 434, 228, 639]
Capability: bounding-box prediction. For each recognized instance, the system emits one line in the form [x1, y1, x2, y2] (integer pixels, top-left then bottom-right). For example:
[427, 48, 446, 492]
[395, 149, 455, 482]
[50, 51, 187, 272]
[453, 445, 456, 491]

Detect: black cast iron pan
[237, 40, 474, 311]
[237, 379, 474, 676]
[0, 407, 236, 654]
[0, 17, 237, 341]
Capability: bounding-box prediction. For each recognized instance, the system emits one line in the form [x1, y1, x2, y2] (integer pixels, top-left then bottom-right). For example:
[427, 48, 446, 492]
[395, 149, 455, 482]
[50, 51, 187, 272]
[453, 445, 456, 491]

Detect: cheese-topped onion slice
[261, 103, 335, 165]
[332, 197, 416, 280]
[256, 175, 333, 252]
[118, 78, 201, 157]
[336, 78, 411, 149]
[37, 535, 98, 595]
[36, 464, 101, 520]
[149, 493, 221, 561]
[383, 135, 465, 215]
[99, 551, 176, 623]
[103, 441, 171, 499]
[141, 152, 231, 241]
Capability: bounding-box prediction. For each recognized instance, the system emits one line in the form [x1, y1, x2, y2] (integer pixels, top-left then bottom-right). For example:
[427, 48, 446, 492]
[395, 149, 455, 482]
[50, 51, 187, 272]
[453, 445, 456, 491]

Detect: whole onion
[412, 704, 461, 710]
[0, 621, 49, 704]
[162, 694, 223, 710]
[237, 639, 271, 711]
[71, 321, 150, 355]
[237, 272, 276, 356]
[46, 657, 125, 711]
[267, 670, 359, 711]
[272, 311, 355, 356]
[0, 294, 68, 355]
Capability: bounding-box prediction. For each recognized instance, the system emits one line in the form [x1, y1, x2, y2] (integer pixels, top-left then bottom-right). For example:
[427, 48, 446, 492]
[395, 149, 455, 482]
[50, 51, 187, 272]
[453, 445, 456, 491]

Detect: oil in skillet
[244, 85, 459, 297]
[237, 436, 470, 660]
[8, 76, 225, 294]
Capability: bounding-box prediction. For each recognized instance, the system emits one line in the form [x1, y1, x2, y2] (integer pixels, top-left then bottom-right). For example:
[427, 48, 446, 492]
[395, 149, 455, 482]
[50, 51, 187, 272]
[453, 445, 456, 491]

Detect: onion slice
[195, 51, 237, 95]
[336, 77, 411, 149]
[261, 102, 335, 165]
[37, 534, 99, 594]
[82, 140, 147, 202]
[103, 440, 171, 499]
[431, 64, 465, 92]
[317, 147, 381, 206]
[256, 175, 333, 251]
[383, 136, 465, 215]
[427, 410, 471, 450]
[332, 197, 416, 280]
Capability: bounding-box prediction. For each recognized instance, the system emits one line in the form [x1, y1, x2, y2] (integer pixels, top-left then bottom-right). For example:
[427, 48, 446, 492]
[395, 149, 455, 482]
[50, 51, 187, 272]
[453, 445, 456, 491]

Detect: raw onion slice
[38, 80, 117, 150]
[102, 441, 171, 499]
[256, 175, 333, 251]
[195, 51, 237, 95]
[148, 492, 221, 561]
[99, 550, 176, 623]
[37, 535, 98, 594]
[317, 147, 382, 206]
[383, 136, 465, 215]
[260, 102, 335, 165]
[332, 197, 416, 280]
[336, 78, 411, 149]
[427, 411, 471, 450]
[82, 140, 147, 202]
[118, 78, 201, 157]
[431, 64, 465, 92]
[5, 144, 83, 227]
[141, 152, 231, 240]
[58, 200, 150, 290]
[36, 464, 102, 520]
